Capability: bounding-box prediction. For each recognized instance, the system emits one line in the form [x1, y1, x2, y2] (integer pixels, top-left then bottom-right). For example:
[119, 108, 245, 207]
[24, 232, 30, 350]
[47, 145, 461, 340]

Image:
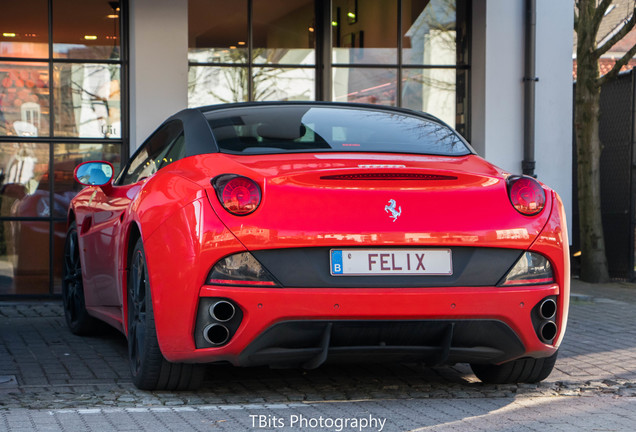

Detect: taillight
[507, 175, 546, 216]
[212, 174, 261, 216]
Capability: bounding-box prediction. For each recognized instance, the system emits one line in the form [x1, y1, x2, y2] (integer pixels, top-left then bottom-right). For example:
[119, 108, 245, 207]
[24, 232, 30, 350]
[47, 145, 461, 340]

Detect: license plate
[330, 249, 452, 276]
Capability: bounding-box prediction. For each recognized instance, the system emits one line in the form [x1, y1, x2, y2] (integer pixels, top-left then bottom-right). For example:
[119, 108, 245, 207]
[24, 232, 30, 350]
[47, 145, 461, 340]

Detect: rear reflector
[320, 173, 458, 181]
[208, 279, 277, 287]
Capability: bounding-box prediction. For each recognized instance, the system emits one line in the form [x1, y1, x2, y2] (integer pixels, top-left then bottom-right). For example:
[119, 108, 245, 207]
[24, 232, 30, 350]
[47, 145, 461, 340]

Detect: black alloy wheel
[470, 350, 559, 384]
[128, 243, 149, 381]
[127, 237, 205, 390]
[62, 221, 97, 335]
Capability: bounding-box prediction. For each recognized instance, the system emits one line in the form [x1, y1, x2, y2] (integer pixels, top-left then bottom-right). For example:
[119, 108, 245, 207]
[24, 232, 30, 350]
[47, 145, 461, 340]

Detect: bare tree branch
[574, 7, 579, 29]
[592, 0, 616, 33]
[598, 41, 636, 85]
[596, 9, 636, 57]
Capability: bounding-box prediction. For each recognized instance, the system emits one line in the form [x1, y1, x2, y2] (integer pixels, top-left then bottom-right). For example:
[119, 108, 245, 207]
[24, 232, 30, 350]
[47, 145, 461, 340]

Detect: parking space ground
[1, 279, 636, 431]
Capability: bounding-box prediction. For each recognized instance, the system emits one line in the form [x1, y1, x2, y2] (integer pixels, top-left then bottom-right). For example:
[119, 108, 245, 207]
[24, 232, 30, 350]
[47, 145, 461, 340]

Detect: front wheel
[470, 350, 558, 384]
[127, 237, 205, 390]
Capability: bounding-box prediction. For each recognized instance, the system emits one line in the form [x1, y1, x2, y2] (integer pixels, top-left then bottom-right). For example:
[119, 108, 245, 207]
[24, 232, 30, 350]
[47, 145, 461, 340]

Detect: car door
[82, 120, 185, 308]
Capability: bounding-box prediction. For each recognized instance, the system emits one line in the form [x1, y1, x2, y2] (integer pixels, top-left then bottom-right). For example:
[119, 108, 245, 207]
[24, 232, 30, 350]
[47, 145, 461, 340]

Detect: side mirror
[74, 161, 114, 186]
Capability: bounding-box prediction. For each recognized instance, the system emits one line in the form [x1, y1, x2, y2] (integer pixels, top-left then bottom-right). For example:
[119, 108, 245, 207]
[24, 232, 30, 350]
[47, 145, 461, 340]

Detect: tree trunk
[574, 59, 610, 282]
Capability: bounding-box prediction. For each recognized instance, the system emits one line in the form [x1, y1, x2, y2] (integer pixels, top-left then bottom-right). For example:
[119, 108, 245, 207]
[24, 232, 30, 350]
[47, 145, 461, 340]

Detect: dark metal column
[523, 0, 537, 177]
[315, 0, 331, 101]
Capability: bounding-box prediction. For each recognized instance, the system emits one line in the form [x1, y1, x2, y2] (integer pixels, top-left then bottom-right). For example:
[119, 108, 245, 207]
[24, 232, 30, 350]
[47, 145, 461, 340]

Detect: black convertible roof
[162, 101, 463, 158]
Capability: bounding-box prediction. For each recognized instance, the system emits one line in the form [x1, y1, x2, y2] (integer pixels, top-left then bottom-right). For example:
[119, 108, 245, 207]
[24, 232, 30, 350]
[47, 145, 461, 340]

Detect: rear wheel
[62, 221, 98, 335]
[470, 350, 558, 384]
[127, 237, 205, 390]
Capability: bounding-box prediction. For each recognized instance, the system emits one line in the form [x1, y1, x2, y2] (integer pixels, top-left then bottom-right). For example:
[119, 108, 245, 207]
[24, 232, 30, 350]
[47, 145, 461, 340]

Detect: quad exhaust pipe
[198, 299, 239, 347]
[539, 298, 556, 320]
[203, 323, 230, 345]
[210, 300, 236, 322]
[535, 297, 558, 343]
[539, 321, 557, 342]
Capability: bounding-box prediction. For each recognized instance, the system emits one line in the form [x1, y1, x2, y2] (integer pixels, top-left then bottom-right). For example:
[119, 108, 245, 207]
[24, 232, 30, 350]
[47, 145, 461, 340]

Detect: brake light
[212, 174, 261, 216]
[507, 176, 546, 216]
[320, 173, 458, 181]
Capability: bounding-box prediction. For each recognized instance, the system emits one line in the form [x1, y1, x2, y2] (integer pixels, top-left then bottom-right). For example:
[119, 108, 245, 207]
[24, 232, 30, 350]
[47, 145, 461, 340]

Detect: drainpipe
[523, 0, 538, 177]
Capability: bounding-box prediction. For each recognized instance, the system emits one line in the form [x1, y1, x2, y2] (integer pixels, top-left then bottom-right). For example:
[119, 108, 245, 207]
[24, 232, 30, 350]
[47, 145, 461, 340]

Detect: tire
[470, 350, 558, 384]
[127, 237, 205, 390]
[62, 221, 98, 335]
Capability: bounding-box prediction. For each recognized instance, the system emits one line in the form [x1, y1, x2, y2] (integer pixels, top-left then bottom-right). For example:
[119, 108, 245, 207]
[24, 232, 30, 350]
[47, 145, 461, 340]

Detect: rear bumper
[236, 319, 525, 368]
[149, 191, 569, 367]
[162, 283, 565, 365]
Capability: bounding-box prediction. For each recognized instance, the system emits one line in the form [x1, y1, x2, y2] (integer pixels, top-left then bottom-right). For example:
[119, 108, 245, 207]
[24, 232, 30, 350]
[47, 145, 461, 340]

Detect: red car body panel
[68, 103, 569, 376]
[70, 152, 568, 362]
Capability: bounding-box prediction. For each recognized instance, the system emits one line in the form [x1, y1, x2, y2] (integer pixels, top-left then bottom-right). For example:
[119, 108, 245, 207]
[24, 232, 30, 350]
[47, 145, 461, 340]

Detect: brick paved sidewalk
[1, 279, 636, 412]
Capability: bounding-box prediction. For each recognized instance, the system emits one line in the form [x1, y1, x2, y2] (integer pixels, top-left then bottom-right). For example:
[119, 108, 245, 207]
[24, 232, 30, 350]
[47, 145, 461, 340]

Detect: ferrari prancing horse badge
[384, 199, 402, 222]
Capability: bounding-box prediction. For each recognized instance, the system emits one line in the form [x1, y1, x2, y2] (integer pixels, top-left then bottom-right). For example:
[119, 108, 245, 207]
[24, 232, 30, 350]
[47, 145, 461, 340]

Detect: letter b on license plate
[330, 249, 452, 276]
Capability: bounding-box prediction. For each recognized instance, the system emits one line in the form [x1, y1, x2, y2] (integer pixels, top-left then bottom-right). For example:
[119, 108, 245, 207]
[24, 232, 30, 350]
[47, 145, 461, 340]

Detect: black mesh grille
[573, 71, 636, 280]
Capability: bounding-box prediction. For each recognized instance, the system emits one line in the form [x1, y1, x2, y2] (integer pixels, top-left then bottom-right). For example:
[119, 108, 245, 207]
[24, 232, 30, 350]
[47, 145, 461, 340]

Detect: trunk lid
[194, 153, 551, 250]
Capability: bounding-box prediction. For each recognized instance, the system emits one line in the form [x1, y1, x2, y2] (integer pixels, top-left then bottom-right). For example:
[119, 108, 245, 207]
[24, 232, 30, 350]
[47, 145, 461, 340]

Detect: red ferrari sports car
[64, 102, 569, 390]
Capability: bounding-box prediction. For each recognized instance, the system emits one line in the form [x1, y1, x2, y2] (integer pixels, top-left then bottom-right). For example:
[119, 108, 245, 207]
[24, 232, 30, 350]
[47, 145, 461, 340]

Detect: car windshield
[204, 105, 471, 156]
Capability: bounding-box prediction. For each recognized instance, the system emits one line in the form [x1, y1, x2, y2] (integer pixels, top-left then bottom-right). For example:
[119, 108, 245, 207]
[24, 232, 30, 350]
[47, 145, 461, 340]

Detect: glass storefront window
[0, 62, 50, 137]
[0, 0, 49, 59]
[188, 0, 469, 132]
[53, 0, 121, 60]
[332, 67, 397, 105]
[402, 68, 456, 127]
[253, 0, 315, 65]
[332, 0, 398, 65]
[189, 66, 248, 106]
[1, 2, 125, 296]
[0, 220, 50, 295]
[53, 63, 121, 138]
[0, 142, 50, 218]
[252, 67, 315, 101]
[402, 0, 457, 66]
[188, 0, 248, 64]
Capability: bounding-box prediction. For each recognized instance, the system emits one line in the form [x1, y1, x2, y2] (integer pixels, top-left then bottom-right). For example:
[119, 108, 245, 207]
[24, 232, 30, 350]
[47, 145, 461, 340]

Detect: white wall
[471, 0, 573, 234]
[471, 0, 525, 167]
[534, 0, 574, 234]
[130, 0, 189, 151]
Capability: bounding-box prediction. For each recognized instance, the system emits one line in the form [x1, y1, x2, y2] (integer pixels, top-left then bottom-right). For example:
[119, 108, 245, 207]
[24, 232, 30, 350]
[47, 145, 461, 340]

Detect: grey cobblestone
[0, 280, 636, 430]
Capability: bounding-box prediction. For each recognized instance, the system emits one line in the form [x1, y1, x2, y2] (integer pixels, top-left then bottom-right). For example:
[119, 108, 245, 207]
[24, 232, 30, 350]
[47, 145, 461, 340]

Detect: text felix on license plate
[330, 249, 453, 276]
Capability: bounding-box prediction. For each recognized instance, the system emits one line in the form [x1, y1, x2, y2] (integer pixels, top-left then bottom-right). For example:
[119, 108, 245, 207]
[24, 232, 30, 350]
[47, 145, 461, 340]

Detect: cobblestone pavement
[1, 279, 636, 431]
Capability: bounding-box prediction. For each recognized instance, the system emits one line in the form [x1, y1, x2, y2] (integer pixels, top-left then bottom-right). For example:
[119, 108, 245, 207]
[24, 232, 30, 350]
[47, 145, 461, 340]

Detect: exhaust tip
[203, 323, 230, 345]
[540, 321, 558, 342]
[209, 300, 236, 322]
[539, 298, 557, 320]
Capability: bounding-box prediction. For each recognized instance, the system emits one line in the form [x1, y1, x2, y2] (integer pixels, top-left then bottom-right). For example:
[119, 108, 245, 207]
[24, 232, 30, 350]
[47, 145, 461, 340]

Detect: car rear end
[144, 103, 569, 382]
